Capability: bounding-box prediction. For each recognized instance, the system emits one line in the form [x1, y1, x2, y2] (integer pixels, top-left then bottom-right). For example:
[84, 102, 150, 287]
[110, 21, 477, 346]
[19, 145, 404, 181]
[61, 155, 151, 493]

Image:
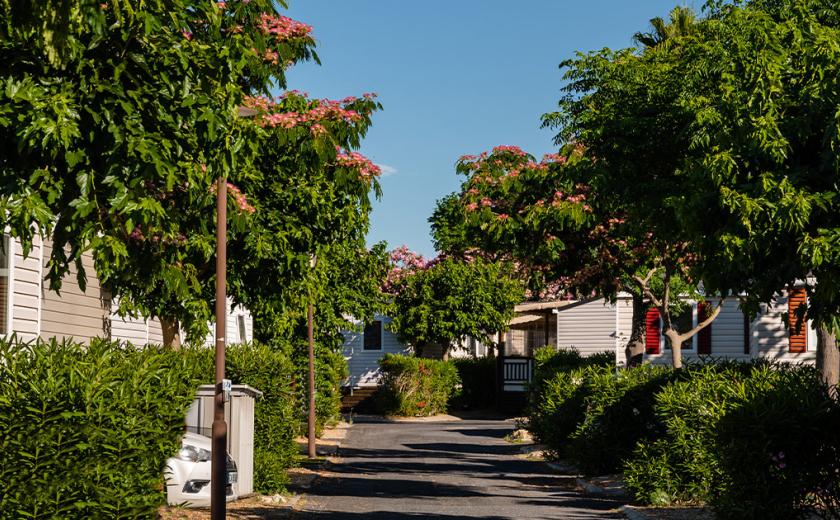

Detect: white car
[165, 432, 238, 507]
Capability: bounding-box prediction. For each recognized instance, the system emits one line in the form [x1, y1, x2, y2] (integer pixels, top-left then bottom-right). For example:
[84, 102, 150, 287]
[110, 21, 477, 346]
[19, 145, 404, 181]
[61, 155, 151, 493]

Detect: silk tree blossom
[243, 94, 368, 130]
[335, 148, 381, 181]
[258, 12, 313, 40]
[211, 180, 256, 214]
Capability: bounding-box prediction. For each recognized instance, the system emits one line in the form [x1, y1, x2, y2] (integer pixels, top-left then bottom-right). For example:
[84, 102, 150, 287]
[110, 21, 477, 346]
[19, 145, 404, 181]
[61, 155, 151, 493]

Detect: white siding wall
[555, 298, 618, 356]
[203, 300, 253, 346]
[11, 237, 43, 341]
[756, 292, 817, 364]
[646, 299, 752, 365]
[110, 313, 149, 345]
[342, 315, 410, 387]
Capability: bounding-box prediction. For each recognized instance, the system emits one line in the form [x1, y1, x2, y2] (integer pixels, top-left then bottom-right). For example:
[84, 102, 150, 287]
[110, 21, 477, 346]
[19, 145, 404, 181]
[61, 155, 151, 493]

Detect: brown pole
[307, 301, 317, 459]
[211, 178, 228, 519]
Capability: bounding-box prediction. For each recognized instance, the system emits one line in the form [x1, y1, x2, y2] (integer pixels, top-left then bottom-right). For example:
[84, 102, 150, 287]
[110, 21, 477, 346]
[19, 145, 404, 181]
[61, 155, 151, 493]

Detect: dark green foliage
[225, 344, 298, 494]
[452, 357, 497, 409]
[624, 362, 840, 518]
[713, 367, 840, 519]
[527, 347, 614, 453]
[377, 354, 461, 416]
[569, 364, 673, 475]
[290, 342, 348, 435]
[0, 338, 201, 518]
[389, 257, 523, 356]
[623, 364, 744, 506]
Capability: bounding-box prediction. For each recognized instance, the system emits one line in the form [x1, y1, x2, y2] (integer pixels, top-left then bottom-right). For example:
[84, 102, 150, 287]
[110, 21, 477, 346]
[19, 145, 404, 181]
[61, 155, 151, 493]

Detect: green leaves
[389, 257, 523, 353]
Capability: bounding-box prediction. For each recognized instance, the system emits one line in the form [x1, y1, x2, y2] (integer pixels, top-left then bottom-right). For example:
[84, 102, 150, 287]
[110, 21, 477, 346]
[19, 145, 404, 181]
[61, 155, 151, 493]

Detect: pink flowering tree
[432, 144, 718, 368]
[0, 0, 385, 346]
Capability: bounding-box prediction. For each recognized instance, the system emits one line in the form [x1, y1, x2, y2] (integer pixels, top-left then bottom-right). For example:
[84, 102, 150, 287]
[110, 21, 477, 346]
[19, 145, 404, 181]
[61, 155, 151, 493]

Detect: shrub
[225, 343, 298, 493]
[181, 341, 299, 493]
[377, 354, 460, 416]
[452, 356, 496, 409]
[712, 366, 840, 519]
[527, 347, 613, 451]
[569, 364, 673, 475]
[0, 338, 201, 519]
[623, 361, 840, 518]
[289, 342, 348, 436]
[623, 363, 758, 506]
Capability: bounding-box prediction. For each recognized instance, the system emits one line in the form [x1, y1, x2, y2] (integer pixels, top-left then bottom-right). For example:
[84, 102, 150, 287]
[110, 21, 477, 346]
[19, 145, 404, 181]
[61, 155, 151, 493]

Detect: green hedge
[625, 362, 840, 518]
[377, 354, 460, 416]
[529, 353, 840, 517]
[526, 347, 614, 454]
[452, 357, 496, 409]
[568, 364, 673, 475]
[225, 344, 298, 493]
[184, 342, 299, 493]
[0, 338, 201, 519]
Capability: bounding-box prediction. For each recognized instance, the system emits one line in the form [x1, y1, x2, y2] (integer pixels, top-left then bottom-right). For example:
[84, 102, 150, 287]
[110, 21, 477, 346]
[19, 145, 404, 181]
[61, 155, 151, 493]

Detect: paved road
[296, 417, 625, 519]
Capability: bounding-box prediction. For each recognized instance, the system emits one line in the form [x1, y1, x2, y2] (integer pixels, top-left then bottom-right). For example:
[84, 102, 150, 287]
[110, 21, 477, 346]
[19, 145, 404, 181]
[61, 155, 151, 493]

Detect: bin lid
[195, 384, 264, 398]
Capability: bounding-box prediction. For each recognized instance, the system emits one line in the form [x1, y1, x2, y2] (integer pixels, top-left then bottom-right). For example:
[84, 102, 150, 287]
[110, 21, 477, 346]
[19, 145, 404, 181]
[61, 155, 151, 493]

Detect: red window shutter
[645, 307, 661, 355]
[787, 288, 808, 353]
[697, 302, 712, 355]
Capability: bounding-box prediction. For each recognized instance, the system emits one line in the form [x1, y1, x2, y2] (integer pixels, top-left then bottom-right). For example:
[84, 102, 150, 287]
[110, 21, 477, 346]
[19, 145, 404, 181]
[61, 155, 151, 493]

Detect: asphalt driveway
[295, 416, 625, 519]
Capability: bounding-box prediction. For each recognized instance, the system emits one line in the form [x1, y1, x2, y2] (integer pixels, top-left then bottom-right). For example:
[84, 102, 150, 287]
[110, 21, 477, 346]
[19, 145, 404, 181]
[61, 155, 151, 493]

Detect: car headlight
[178, 444, 212, 462]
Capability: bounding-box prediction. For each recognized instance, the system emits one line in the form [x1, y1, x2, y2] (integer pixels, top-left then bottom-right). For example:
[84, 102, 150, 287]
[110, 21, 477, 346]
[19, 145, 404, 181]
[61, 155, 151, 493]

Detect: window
[363, 320, 382, 350]
[0, 235, 9, 335]
[647, 304, 697, 354]
[237, 315, 247, 344]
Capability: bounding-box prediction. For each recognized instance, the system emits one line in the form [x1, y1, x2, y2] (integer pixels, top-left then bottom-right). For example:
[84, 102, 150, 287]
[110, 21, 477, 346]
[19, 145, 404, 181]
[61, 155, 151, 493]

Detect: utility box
[185, 384, 263, 497]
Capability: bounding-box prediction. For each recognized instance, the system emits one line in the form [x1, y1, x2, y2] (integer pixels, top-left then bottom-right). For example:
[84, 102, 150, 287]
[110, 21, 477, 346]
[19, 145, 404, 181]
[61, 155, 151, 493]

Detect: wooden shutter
[697, 302, 712, 355]
[743, 312, 750, 355]
[787, 288, 808, 353]
[363, 321, 382, 350]
[645, 307, 661, 355]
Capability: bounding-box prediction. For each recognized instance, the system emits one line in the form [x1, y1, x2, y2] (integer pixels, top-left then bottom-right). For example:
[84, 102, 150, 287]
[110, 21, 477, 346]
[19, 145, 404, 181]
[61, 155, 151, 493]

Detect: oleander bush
[623, 363, 749, 506]
[623, 362, 840, 518]
[377, 354, 460, 416]
[452, 356, 497, 409]
[712, 366, 840, 520]
[526, 347, 614, 452]
[0, 338, 201, 519]
[568, 364, 673, 475]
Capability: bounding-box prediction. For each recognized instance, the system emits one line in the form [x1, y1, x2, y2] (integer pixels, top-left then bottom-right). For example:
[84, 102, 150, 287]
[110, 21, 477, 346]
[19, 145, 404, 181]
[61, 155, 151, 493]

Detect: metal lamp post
[211, 105, 257, 519]
[307, 253, 317, 460]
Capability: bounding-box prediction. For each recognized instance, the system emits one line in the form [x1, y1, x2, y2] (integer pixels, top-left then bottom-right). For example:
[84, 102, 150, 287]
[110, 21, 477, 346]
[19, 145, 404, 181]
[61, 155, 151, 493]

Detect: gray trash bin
[185, 384, 263, 497]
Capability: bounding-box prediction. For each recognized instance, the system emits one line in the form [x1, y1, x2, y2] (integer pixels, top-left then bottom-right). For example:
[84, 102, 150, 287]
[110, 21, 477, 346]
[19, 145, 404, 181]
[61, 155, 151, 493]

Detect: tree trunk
[625, 293, 647, 367]
[816, 325, 839, 396]
[663, 329, 683, 369]
[161, 317, 182, 349]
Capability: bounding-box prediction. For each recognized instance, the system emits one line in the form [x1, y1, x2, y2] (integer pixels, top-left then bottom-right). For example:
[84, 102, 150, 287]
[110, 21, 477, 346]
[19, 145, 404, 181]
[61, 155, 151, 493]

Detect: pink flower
[497, 213, 509, 220]
[480, 198, 492, 207]
[466, 203, 478, 211]
[182, 29, 193, 40]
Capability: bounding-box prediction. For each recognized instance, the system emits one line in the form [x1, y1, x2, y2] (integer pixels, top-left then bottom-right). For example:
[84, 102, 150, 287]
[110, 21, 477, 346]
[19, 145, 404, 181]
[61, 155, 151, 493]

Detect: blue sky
[284, 0, 694, 257]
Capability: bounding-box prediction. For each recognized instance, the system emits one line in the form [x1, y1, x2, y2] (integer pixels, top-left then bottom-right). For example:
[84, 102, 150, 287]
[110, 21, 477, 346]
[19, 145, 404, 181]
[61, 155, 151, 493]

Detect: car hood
[182, 432, 212, 451]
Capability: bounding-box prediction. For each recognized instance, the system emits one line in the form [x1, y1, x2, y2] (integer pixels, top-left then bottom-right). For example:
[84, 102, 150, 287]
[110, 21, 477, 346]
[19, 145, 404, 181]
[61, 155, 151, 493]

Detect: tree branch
[677, 297, 725, 343]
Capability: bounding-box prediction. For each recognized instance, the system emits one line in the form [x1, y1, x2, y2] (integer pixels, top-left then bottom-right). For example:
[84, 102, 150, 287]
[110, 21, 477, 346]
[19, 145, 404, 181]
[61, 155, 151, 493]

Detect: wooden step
[341, 386, 380, 413]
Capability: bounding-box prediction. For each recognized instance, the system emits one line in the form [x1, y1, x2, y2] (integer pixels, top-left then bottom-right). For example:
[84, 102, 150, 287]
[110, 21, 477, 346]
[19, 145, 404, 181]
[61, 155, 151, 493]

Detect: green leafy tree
[0, 0, 385, 347]
[659, 0, 840, 386]
[388, 255, 523, 358]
